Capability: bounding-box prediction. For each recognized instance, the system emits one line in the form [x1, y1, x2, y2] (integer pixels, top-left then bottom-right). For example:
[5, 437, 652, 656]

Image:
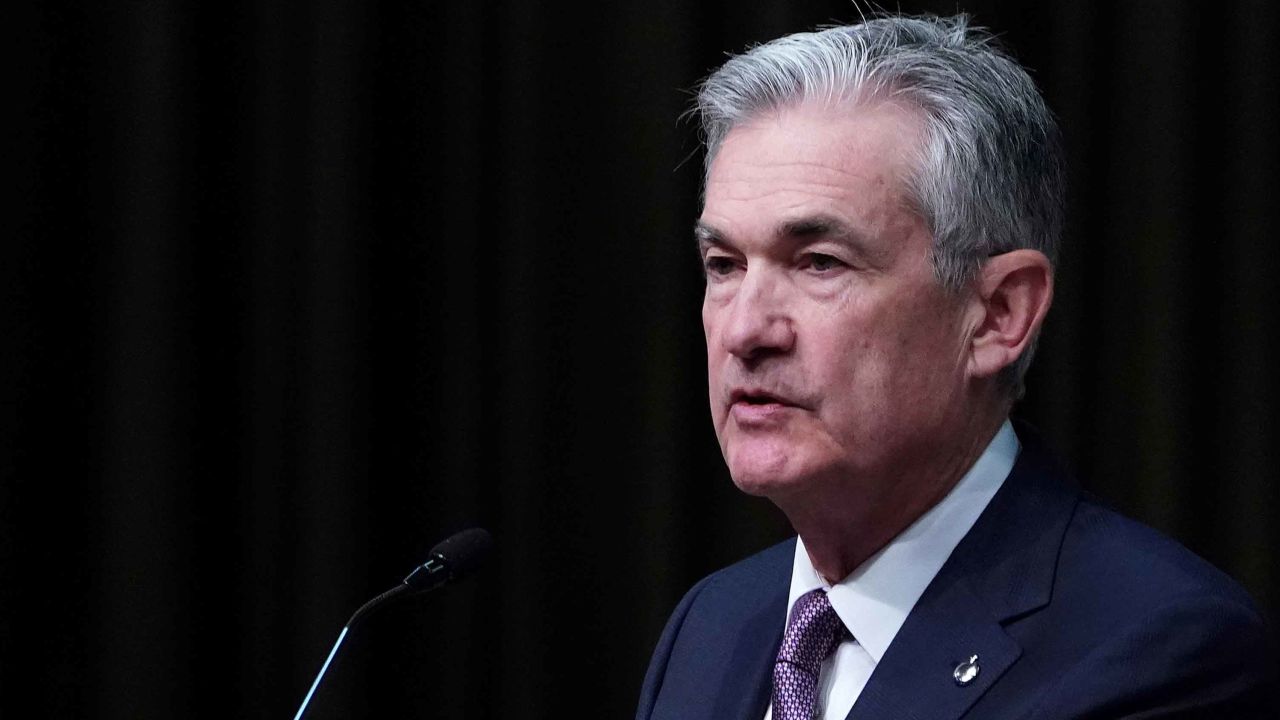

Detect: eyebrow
[776, 215, 862, 245]
[694, 214, 869, 252]
[693, 220, 722, 248]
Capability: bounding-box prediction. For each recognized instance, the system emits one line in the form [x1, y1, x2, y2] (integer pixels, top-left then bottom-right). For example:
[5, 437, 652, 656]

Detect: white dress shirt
[762, 420, 1019, 720]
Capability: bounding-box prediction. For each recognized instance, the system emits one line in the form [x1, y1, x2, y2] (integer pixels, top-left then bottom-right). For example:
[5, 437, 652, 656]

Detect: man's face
[699, 101, 976, 501]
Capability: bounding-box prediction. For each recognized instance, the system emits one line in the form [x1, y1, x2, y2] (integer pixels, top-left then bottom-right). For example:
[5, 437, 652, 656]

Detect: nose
[720, 267, 795, 361]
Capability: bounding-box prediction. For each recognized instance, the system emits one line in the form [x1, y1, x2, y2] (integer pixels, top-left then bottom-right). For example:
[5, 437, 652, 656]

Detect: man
[636, 14, 1272, 720]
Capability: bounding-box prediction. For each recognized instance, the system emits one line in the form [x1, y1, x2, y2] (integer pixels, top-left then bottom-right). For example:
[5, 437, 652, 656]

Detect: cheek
[875, 301, 968, 403]
[819, 301, 946, 405]
[701, 299, 719, 350]
[702, 304, 727, 417]
[702, 314, 720, 371]
[703, 299, 735, 363]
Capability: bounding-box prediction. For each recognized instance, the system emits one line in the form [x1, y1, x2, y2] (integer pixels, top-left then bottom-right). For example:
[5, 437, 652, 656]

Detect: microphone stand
[292, 583, 411, 720]
[292, 532, 487, 720]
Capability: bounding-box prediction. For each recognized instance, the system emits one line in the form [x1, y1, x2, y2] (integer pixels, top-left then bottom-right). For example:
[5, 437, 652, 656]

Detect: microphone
[293, 528, 494, 720]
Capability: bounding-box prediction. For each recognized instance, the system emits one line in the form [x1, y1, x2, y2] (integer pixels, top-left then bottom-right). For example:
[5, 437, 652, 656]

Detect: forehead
[701, 101, 925, 234]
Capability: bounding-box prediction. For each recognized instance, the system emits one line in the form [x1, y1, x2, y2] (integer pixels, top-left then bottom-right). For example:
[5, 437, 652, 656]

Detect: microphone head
[429, 527, 494, 581]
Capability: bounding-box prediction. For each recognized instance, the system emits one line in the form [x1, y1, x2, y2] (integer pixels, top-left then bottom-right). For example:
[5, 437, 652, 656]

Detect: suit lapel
[847, 425, 1079, 720]
[849, 581, 1020, 720]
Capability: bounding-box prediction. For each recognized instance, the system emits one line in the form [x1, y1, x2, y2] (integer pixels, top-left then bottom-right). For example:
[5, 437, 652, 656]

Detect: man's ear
[966, 249, 1054, 381]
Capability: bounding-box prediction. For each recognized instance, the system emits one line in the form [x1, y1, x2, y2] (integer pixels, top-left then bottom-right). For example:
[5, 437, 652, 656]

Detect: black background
[7, 1, 1279, 717]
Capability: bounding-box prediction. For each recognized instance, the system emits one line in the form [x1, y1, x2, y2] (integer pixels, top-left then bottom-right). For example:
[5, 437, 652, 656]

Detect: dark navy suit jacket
[637, 428, 1275, 719]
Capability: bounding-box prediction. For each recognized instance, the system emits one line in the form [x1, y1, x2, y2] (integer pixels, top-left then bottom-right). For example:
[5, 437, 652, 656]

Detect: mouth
[728, 388, 802, 409]
[727, 389, 800, 426]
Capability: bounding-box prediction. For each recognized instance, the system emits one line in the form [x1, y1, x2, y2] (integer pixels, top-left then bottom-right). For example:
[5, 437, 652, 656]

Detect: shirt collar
[786, 420, 1019, 663]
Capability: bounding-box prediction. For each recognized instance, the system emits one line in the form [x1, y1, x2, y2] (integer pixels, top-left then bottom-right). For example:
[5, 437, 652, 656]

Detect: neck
[780, 410, 1007, 583]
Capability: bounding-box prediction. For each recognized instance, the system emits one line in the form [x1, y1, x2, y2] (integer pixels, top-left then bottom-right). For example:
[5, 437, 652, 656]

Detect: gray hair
[695, 14, 1064, 395]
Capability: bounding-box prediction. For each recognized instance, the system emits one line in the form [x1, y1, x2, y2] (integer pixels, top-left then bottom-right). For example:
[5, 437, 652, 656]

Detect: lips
[729, 388, 800, 407]
[727, 388, 805, 425]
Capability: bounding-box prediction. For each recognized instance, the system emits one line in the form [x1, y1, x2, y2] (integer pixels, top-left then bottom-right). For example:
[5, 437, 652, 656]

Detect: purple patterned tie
[772, 589, 848, 720]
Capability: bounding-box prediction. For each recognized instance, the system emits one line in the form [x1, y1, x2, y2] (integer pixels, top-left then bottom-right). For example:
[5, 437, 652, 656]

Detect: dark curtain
[7, 0, 1278, 717]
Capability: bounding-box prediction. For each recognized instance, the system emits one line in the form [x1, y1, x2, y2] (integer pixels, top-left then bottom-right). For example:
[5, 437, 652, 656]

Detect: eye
[703, 254, 740, 278]
[803, 253, 844, 273]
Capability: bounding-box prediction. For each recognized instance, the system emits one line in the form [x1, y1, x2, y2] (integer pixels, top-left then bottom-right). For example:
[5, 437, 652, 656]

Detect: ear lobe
[967, 250, 1054, 381]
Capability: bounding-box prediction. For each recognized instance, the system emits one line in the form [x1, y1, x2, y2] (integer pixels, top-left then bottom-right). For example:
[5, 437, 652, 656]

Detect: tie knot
[777, 589, 847, 672]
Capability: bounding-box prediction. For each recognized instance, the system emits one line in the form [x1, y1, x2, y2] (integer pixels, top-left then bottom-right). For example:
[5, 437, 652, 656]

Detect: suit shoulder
[648, 536, 794, 645]
[1018, 500, 1276, 718]
[978, 486, 1275, 717]
[693, 537, 795, 595]
[636, 538, 794, 720]
[1061, 495, 1262, 618]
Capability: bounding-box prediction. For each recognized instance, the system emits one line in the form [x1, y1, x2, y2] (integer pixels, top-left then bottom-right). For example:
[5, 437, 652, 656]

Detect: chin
[724, 443, 812, 499]
[728, 470, 779, 498]
[721, 425, 829, 491]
